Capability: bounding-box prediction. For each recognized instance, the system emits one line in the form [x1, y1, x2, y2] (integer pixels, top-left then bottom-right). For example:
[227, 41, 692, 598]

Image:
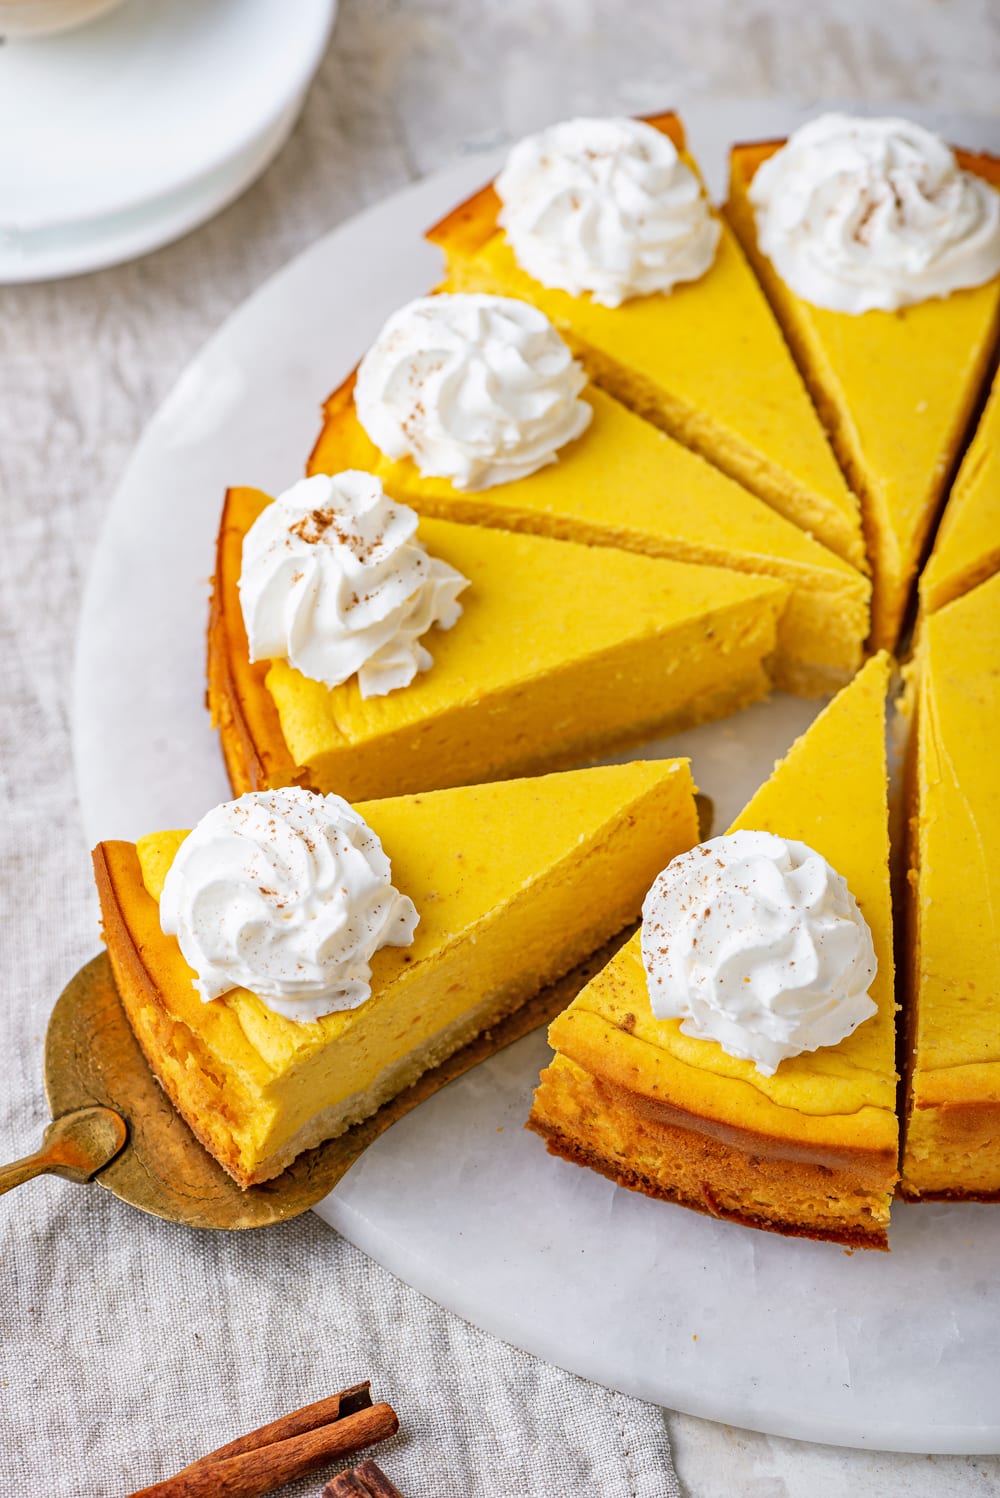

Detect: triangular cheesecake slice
[727, 139, 1000, 649]
[920, 367, 1000, 615]
[309, 375, 870, 698]
[428, 112, 865, 571]
[901, 571, 1000, 1199]
[530, 653, 898, 1248]
[94, 761, 700, 1186]
[209, 487, 789, 800]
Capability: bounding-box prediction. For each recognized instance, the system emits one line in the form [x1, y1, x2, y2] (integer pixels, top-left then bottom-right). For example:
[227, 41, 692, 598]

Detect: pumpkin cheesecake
[529, 653, 898, 1249]
[93, 761, 700, 1187]
[727, 116, 1000, 649]
[920, 367, 1000, 615]
[309, 365, 870, 698]
[208, 478, 789, 801]
[900, 571, 1000, 1199]
[428, 112, 865, 570]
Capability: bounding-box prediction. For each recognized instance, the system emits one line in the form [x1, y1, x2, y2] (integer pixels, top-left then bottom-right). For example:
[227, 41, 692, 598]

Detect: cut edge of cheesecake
[208, 486, 790, 801]
[726, 139, 1000, 652]
[899, 571, 1000, 1201]
[93, 759, 701, 1187]
[528, 652, 899, 1250]
[426, 109, 868, 576]
[308, 372, 871, 700]
[919, 368, 1000, 616]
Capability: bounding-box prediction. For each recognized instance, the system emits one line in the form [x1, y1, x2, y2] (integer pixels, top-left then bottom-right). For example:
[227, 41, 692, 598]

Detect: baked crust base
[529, 1055, 892, 1250]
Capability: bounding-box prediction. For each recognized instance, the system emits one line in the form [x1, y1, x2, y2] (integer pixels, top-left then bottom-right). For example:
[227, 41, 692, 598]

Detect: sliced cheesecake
[209, 486, 789, 801]
[530, 653, 899, 1249]
[901, 571, 1000, 1199]
[94, 761, 700, 1187]
[428, 112, 865, 572]
[920, 367, 1000, 615]
[308, 374, 870, 698]
[727, 138, 1000, 649]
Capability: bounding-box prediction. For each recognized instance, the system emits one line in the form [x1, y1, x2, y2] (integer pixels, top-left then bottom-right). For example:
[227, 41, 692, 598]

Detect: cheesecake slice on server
[95, 761, 701, 1188]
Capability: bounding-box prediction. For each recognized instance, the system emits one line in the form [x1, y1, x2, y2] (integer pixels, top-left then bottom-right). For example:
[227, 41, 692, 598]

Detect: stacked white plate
[0, 0, 337, 282]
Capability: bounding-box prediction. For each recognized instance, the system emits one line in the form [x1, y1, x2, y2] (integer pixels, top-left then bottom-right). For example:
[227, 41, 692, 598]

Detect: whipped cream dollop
[354, 293, 592, 490]
[640, 830, 877, 1076]
[239, 471, 469, 699]
[160, 787, 419, 1023]
[494, 116, 720, 307]
[749, 113, 1000, 313]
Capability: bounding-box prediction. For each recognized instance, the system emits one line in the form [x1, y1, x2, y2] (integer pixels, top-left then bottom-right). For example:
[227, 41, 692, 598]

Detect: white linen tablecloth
[3, 4, 1000, 1494]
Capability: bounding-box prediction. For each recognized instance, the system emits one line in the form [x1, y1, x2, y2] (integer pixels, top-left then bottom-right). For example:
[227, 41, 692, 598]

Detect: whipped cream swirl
[160, 787, 419, 1023]
[495, 116, 720, 307]
[354, 293, 592, 490]
[750, 113, 1000, 313]
[240, 471, 469, 699]
[640, 831, 877, 1076]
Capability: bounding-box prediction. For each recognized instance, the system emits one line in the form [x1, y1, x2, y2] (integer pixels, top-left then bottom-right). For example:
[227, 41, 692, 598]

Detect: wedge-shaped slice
[920, 367, 1000, 615]
[208, 486, 789, 801]
[727, 141, 1000, 650]
[309, 375, 869, 697]
[530, 653, 898, 1249]
[428, 111, 864, 572]
[94, 761, 700, 1187]
[901, 572, 1000, 1199]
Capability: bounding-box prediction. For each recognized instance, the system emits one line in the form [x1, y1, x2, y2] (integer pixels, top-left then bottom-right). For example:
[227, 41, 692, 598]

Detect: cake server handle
[0, 1105, 127, 1196]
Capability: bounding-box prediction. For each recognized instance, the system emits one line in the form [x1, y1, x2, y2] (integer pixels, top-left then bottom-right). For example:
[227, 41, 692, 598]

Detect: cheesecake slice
[428, 112, 865, 572]
[209, 486, 789, 801]
[309, 374, 870, 698]
[529, 653, 898, 1249]
[900, 571, 1000, 1199]
[727, 139, 1000, 650]
[920, 367, 1000, 615]
[94, 761, 700, 1187]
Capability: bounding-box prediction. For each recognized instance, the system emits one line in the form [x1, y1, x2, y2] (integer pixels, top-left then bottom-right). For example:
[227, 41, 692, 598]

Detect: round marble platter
[73, 101, 1000, 1453]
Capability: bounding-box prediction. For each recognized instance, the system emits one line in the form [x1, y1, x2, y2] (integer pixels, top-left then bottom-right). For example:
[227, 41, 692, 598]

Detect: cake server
[0, 942, 618, 1229]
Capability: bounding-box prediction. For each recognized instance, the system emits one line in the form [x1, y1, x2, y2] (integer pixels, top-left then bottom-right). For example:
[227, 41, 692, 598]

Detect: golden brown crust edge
[529, 1059, 892, 1250]
[206, 486, 305, 799]
[729, 139, 1000, 194]
[531, 1114, 888, 1250]
[93, 841, 258, 1188]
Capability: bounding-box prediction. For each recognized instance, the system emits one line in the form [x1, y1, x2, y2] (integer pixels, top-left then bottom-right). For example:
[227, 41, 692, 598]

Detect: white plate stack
[0, 0, 337, 282]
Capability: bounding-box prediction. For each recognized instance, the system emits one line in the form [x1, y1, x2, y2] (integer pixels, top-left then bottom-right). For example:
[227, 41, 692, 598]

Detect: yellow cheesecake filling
[727, 145, 1000, 650]
[113, 762, 700, 1184]
[263, 515, 790, 799]
[548, 932, 896, 1158]
[438, 219, 865, 573]
[920, 370, 1000, 614]
[310, 380, 869, 697]
[902, 572, 1000, 1197]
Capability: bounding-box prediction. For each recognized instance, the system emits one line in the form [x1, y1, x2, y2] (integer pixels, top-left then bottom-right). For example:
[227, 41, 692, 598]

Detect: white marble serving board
[73, 102, 1000, 1453]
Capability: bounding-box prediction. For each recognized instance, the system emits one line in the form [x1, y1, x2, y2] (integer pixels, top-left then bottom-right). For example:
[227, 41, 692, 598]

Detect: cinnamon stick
[324, 1460, 405, 1498]
[324, 1474, 370, 1498]
[123, 1401, 398, 1498]
[179, 1383, 373, 1472]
